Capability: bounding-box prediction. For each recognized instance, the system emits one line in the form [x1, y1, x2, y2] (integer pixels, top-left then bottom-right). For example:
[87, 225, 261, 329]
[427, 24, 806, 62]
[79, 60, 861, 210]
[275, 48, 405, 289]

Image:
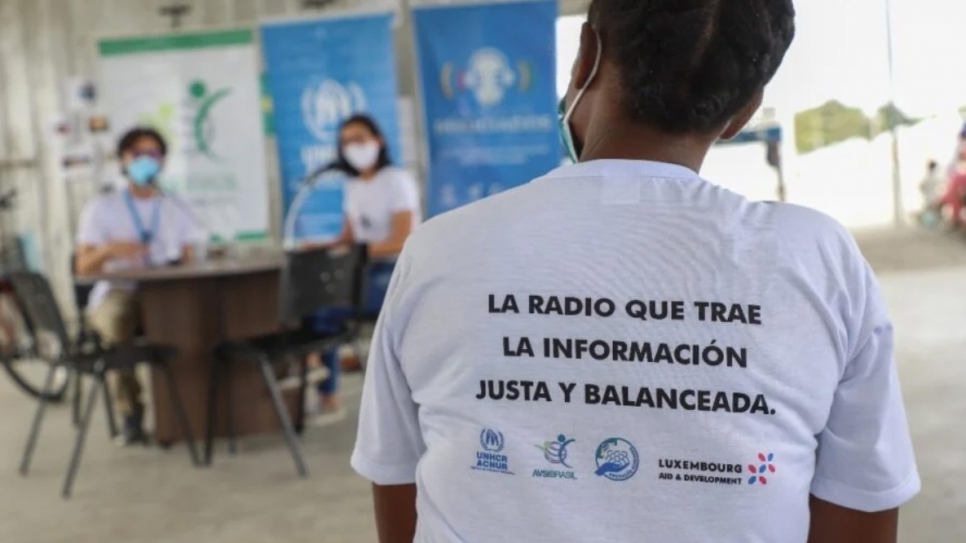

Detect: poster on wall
[51, 79, 115, 183]
[97, 29, 269, 242]
[413, 0, 560, 217]
[261, 12, 401, 242]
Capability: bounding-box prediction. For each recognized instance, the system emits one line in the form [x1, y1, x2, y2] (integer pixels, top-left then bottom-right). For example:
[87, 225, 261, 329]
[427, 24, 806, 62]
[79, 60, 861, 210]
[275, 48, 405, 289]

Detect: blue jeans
[310, 261, 396, 395]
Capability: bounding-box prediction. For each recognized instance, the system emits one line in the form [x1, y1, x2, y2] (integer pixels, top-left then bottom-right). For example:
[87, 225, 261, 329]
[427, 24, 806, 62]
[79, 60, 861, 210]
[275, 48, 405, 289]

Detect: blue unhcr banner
[413, 0, 559, 217]
[261, 13, 401, 240]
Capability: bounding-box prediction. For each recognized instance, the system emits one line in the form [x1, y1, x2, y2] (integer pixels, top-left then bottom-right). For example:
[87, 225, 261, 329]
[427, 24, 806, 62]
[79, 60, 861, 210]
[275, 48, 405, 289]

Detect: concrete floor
[0, 226, 963, 542]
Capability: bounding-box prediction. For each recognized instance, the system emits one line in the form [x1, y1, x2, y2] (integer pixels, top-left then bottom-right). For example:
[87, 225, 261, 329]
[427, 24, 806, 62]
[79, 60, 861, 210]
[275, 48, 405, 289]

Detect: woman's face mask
[559, 29, 603, 163]
[343, 141, 381, 172]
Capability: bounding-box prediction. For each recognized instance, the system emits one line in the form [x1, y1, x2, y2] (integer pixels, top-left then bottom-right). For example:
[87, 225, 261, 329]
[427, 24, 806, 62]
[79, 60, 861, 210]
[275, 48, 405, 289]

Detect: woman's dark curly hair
[588, 0, 795, 133]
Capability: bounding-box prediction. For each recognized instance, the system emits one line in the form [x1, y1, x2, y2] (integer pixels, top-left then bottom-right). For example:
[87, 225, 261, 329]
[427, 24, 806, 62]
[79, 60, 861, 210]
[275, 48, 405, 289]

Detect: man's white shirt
[77, 189, 197, 311]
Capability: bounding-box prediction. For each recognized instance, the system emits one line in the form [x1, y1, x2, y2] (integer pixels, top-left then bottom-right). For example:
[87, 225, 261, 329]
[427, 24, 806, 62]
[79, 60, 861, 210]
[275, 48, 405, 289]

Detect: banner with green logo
[97, 29, 269, 242]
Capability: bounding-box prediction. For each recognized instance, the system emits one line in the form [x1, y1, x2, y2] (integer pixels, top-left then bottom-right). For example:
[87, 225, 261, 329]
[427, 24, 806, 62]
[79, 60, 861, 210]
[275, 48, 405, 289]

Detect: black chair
[69, 257, 97, 348]
[69, 252, 103, 429]
[205, 245, 368, 477]
[12, 272, 200, 498]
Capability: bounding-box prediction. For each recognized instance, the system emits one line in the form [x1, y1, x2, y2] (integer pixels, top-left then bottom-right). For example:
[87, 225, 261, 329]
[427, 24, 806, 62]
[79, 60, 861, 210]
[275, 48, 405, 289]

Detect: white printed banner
[98, 30, 269, 242]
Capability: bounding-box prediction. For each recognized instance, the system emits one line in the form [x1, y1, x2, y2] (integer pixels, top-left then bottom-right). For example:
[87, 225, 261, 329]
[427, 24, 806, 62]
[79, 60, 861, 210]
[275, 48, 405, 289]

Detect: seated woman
[307, 114, 422, 421]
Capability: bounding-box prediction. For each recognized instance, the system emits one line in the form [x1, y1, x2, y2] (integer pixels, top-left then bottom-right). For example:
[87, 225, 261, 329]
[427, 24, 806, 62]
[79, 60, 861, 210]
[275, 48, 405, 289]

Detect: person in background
[940, 158, 966, 231]
[304, 114, 421, 421]
[918, 160, 945, 227]
[75, 127, 196, 444]
[351, 0, 919, 541]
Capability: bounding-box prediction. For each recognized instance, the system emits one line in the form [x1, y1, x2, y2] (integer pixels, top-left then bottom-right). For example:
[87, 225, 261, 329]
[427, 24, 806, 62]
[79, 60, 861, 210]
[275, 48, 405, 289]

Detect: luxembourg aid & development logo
[748, 452, 777, 485]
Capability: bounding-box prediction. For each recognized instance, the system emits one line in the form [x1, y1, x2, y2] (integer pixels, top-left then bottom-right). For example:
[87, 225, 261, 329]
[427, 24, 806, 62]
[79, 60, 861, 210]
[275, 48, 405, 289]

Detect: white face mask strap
[564, 29, 603, 122]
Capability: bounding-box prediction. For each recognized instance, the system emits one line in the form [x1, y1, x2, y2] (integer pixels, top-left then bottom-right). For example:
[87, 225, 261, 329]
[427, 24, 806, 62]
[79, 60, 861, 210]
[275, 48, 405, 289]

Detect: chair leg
[71, 370, 82, 428]
[101, 372, 118, 440]
[63, 372, 101, 499]
[159, 364, 201, 467]
[20, 364, 59, 476]
[257, 356, 308, 478]
[295, 354, 307, 435]
[204, 357, 220, 466]
[226, 362, 237, 456]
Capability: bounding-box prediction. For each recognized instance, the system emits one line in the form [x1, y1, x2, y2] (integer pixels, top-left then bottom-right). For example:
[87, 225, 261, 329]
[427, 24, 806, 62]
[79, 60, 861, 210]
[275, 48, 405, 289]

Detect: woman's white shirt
[351, 159, 920, 543]
[344, 167, 422, 244]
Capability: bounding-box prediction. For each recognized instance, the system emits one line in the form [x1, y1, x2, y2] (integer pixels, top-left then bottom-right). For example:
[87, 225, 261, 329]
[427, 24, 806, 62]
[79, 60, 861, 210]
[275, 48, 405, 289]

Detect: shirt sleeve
[388, 170, 420, 214]
[351, 252, 425, 485]
[810, 260, 920, 513]
[77, 199, 106, 246]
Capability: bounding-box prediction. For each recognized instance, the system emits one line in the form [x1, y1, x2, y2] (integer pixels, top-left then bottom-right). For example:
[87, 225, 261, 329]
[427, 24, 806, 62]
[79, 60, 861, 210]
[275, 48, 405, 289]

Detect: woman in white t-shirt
[307, 114, 421, 419]
[331, 114, 423, 262]
[352, 1, 919, 541]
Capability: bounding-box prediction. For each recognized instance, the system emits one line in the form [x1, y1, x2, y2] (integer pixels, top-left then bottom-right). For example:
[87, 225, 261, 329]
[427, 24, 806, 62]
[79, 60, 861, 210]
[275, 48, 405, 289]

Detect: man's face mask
[558, 29, 603, 163]
[127, 155, 162, 186]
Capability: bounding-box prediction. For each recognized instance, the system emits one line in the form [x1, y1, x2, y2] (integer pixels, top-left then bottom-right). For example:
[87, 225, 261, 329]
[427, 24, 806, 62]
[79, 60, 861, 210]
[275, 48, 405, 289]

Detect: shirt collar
[543, 159, 701, 181]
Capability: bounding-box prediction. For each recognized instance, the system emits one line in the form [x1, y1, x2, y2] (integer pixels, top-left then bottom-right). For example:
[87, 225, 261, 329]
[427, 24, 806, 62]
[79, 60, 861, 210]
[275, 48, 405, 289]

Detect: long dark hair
[333, 114, 393, 177]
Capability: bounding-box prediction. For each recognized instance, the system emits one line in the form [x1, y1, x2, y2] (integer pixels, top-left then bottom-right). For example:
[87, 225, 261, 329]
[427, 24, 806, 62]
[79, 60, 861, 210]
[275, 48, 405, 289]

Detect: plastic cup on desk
[193, 239, 209, 264]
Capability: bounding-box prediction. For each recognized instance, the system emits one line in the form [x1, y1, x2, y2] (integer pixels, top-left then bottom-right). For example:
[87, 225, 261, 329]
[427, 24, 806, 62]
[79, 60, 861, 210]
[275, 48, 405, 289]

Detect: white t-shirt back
[344, 167, 421, 244]
[77, 189, 197, 311]
[351, 160, 920, 543]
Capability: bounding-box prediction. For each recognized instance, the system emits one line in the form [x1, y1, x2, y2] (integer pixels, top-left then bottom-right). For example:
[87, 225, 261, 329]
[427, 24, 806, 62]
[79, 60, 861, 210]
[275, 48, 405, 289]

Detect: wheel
[1, 356, 69, 402]
[0, 292, 68, 402]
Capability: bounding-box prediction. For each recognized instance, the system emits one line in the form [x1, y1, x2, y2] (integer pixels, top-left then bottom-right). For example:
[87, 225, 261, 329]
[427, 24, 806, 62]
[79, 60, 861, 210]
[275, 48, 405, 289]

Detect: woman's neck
[575, 91, 720, 173]
[358, 167, 380, 181]
[579, 123, 714, 174]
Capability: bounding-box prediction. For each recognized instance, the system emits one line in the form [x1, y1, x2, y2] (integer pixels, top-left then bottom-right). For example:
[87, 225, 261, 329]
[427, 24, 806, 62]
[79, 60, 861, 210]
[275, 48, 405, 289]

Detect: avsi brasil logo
[187, 80, 231, 160]
[748, 452, 776, 485]
[595, 438, 640, 482]
[539, 434, 575, 467]
[533, 434, 576, 480]
[439, 47, 533, 107]
[472, 428, 513, 475]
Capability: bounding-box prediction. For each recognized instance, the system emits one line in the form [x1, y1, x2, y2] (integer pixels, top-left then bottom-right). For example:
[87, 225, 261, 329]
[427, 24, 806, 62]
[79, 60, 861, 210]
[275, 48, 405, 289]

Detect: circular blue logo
[480, 429, 505, 452]
[594, 438, 640, 481]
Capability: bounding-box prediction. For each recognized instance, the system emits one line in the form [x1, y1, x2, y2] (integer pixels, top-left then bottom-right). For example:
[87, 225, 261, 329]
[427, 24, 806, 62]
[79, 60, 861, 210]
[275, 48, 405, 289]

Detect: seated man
[75, 127, 196, 444]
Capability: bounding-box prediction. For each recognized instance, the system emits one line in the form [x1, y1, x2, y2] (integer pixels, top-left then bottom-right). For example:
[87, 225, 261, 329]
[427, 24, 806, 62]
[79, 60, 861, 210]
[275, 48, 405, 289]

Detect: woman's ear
[573, 22, 600, 91]
[720, 91, 764, 141]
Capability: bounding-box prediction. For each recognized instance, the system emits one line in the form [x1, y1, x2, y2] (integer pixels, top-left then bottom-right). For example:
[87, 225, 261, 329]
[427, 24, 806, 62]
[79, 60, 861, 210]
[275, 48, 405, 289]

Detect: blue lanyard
[123, 189, 162, 245]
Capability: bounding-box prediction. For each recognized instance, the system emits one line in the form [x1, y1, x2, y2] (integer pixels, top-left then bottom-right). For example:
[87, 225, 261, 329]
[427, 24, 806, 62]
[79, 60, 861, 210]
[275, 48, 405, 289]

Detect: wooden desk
[79, 253, 297, 444]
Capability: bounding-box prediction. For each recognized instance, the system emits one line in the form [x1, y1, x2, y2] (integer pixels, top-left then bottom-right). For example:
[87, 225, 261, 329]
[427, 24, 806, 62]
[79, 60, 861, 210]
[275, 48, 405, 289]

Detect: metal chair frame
[11, 272, 200, 498]
[204, 246, 367, 477]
